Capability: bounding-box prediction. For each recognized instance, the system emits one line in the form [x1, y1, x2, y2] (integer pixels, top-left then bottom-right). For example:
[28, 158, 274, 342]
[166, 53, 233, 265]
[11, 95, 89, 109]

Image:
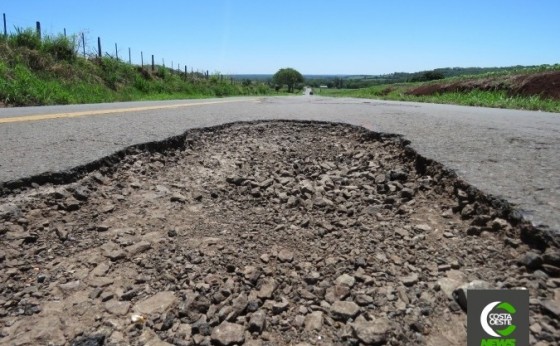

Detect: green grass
[0, 28, 276, 106]
[319, 81, 560, 113]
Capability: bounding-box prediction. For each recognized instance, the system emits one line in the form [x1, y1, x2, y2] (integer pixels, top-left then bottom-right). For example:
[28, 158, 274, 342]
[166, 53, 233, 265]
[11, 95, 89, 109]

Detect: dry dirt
[407, 70, 560, 100]
[0, 121, 559, 346]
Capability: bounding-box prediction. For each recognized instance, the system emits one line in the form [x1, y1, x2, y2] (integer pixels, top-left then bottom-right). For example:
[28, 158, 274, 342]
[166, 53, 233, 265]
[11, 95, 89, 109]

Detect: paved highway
[0, 96, 559, 232]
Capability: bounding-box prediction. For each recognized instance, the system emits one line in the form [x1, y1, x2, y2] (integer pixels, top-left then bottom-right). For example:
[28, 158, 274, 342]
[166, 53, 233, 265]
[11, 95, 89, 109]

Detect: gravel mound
[0, 121, 558, 345]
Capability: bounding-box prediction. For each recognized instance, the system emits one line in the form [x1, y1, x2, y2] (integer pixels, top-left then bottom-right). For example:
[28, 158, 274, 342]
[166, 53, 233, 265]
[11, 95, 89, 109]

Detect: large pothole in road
[0, 121, 558, 345]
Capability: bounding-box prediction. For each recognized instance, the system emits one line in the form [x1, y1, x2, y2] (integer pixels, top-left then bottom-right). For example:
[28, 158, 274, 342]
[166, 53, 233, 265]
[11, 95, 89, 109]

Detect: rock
[400, 188, 415, 199]
[0, 203, 21, 220]
[59, 280, 82, 292]
[189, 294, 211, 313]
[248, 310, 267, 334]
[453, 280, 492, 311]
[226, 176, 246, 186]
[517, 251, 543, 271]
[437, 277, 465, 299]
[331, 301, 360, 321]
[71, 334, 106, 346]
[134, 291, 177, 315]
[176, 323, 192, 339]
[543, 249, 560, 267]
[304, 311, 323, 331]
[352, 318, 390, 345]
[73, 186, 91, 201]
[272, 298, 289, 314]
[126, 241, 152, 256]
[540, 300, 560, 319]
[170, 193, 188, 203]
[491, 218, 510, 231]
[278, 249, 294, 263]
[400, 273, 419, 287]
[300, 180, 315, 194]
[257, 278, 277, 299]
[304, 271, 321, 284]
[390, 170, 408, 181]
[105, 249, 126, 261]
[414, 224, 432, 233]
[95, 224, 111, 232]
[104, 300, 131, 316]
[211, 322, 245, 346]
[242, 265, 262, 284]
[55, 225, 69, 241]
[374, 174, 386, 184]
[335, 273, 356, 287]
[228, 293, 248, 320]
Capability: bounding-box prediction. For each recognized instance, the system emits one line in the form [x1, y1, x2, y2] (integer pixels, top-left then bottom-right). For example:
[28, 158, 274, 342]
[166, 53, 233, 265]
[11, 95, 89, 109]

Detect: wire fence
[1, 12, 214, 80]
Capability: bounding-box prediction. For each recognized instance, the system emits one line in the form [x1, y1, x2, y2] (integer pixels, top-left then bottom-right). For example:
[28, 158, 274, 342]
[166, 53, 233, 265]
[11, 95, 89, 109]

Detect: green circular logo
[480, 301, 517, 337]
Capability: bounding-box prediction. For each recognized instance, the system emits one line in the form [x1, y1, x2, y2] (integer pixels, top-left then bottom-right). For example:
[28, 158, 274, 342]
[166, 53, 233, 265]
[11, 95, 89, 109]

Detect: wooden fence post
[98, 37, 102, 58]
[81, 33, 86, 57]
[3, 13, 6, 38]
[36, 21, 41, 40]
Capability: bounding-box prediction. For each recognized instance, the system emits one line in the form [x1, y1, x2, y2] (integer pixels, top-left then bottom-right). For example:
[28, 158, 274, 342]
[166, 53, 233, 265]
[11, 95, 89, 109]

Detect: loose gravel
[0, 121, 558, 345]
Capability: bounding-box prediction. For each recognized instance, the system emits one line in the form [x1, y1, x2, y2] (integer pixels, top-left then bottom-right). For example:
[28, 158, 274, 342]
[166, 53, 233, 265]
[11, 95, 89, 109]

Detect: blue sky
[2, 1, 559, 75]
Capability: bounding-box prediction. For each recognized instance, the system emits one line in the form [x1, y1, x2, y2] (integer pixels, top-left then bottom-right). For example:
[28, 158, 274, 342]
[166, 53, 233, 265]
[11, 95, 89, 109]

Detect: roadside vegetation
[315, 65, 560, 112]
[0, 28, 274, 106]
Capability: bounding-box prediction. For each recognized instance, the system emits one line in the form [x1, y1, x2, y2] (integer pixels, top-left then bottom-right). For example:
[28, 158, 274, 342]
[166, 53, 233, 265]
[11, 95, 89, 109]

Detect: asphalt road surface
[0, 96, 559, 232]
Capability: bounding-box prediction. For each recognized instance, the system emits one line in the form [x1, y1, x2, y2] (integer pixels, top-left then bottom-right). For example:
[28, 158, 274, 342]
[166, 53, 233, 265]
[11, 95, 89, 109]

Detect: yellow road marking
[0, 98, 256, 124]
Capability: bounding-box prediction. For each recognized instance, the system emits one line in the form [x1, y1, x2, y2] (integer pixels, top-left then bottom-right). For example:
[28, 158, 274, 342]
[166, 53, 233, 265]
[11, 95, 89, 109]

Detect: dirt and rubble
[0, 121, 559, 346]
[407, 70, 560, 100]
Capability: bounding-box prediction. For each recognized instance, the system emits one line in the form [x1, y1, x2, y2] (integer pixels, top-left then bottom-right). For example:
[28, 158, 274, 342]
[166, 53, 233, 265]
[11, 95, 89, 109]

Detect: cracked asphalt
[0, 96, 558, 232]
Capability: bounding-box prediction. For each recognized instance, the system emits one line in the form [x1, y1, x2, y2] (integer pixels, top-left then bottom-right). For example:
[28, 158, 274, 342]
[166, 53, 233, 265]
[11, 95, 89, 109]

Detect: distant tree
[411, 71, 446, 82]
[424, 71, 445, 81]
[272, 68, 304, 92]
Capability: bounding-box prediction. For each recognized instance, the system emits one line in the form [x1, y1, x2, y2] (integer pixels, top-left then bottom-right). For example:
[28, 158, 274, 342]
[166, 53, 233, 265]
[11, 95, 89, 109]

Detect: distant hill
[231, 65, 559, 89]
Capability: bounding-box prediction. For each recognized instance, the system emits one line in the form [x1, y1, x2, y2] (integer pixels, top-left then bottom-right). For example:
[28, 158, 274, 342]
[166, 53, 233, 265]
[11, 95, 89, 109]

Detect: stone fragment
[331, 301, 360, 321]
[540, 300, 560, 319]
[272, 298, 289, 314]
[414, 224, 432, 233]
[278, 249, 294, 263]
[210, 322, 245, 346]
[400, 273, 419, 287]
[335, 273, 356, 287]
[104, 300, 131, 316]
[126, 241, 152, 256]
[352, 318, 390, 345]
[517, 251, 543, 270]
[453, 280, 492, 311]
[249, 310, 267, 334]
[257, 278, 277, 299]
[304, 311, 323, 331]
[171, 193, 187, 203]
[105, 249, 126, 261]
[134, 291, 177, 315]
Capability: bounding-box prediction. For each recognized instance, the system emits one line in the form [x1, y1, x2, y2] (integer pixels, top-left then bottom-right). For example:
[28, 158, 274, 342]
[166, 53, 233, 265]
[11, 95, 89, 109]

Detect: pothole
[0, 121, 558, 345]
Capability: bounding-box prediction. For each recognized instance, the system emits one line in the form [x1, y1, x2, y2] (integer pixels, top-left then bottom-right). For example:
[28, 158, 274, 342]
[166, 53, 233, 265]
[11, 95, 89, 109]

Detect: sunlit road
[1, 96, 559, 232]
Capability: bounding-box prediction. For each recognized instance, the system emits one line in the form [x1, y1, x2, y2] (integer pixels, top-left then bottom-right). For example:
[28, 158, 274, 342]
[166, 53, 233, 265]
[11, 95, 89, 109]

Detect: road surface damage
[0, 121, 558, 345]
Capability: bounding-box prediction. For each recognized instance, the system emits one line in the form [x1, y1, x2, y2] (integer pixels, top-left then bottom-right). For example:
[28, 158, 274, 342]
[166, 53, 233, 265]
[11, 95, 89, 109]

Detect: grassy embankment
[319, 65, 560, 113]
[0, 28, 274, 106]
